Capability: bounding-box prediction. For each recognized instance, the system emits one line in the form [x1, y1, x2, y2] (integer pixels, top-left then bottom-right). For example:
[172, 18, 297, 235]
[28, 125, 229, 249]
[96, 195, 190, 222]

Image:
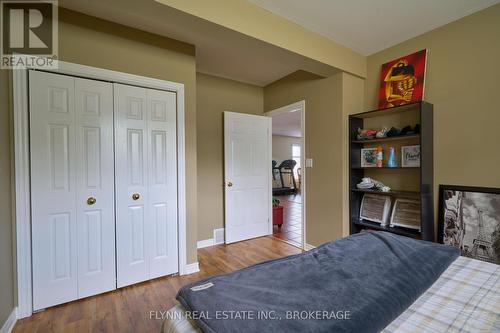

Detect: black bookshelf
[349, 101, 434, 241]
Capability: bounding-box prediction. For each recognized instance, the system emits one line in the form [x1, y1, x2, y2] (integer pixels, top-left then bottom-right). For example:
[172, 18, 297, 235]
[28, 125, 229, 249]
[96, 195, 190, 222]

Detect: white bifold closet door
[30, 71, 116, 310]
[114, 83, 178, 288]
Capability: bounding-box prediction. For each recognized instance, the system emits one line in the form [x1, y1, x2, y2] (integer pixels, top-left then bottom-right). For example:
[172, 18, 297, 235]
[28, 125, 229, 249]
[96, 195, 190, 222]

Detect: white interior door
[147, 89, 178, 279]
[30, 71, 115, 310]
[74, 77, 116, 298]
[30, 71, 77, 310]
[224, 112, 271, 244]
[114, 83, 178, 288]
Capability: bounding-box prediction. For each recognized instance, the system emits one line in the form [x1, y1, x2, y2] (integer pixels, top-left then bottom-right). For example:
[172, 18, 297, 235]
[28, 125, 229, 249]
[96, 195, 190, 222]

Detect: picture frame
[390, 198, 421, 230]
[361, 148, 377, 167]
[438, 185, 500, 264]
[360, 194, 392, 226]
[401, 145, 420, 167]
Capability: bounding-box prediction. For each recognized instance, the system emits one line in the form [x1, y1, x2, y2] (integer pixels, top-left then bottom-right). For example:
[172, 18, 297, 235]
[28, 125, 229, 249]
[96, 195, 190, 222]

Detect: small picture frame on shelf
[361, 148, 377, 167]
[401, 145, 420, 167]
[360, 194, 392, 226]
[390, 198, 421, 230]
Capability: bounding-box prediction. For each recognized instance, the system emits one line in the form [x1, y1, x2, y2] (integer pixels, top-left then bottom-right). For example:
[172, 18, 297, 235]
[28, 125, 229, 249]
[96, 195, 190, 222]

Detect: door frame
[264, 100, 306, 250]
[12, 60, 189, 318]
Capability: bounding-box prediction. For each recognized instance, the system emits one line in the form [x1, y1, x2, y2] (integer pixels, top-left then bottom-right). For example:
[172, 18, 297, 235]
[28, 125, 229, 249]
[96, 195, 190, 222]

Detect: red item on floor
[273, 205, 283, 228]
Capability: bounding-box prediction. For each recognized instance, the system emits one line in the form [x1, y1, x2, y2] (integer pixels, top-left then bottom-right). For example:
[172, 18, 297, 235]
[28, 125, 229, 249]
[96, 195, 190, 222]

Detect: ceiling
[272, 111, 302, 138]
[58, 0, 338, 86]
[249, 0, 500, 55]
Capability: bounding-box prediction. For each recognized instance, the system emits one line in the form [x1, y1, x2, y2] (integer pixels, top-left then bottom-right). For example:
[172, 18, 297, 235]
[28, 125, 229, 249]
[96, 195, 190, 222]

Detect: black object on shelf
[348, 101, 434, 242]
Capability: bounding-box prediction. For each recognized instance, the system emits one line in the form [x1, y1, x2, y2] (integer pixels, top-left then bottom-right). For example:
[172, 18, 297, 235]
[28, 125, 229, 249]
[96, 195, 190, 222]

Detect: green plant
[272, 197, 281, 206]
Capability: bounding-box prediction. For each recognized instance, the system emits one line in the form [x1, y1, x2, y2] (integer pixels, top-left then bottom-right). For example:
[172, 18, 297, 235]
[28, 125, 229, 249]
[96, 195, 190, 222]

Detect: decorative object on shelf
[402, 145, 421, 167]
[386, 127, 401, 137]
[438, 185, 500, 264]
[360, 194, 392, 226]
[378, 49, 427, 109]
[357, 177, 391, 192]
[376, 146, 383, 167]
[375, 127, 389, 138]
[388, 147, 397, 167]
[390, 198, 421, 230]
[400, 124, 420, 136]
[361, 148, 377, 167]
[357, 128, 378, 140]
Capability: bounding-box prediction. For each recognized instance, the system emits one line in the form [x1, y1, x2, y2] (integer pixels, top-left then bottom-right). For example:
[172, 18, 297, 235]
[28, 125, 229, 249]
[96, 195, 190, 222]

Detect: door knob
[87, 197, 96, 205]
[227, 182, 233, 187]
[132, 193, 140, 200]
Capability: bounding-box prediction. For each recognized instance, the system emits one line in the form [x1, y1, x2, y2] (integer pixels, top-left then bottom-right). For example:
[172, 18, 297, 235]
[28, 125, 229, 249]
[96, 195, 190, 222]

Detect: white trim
[304, 243, 316, 251]
[13, 60, 188, 317]
[267, 116, 273, 236]
[0, 307, 17, 333]
[265, 100, 306, 251]
[13, 69, 32, 318]
[197, 228, 225, 248]
[197, 239, 214, 249]
[183, 262, 200, 275]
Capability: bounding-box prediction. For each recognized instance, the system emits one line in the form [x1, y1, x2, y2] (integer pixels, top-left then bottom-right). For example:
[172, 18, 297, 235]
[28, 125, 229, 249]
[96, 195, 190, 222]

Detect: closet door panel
[114, 84, 149, 287]
[30, 71, 78, 310]
[147, 89, 178, 279]
[75, 78, 116, 297]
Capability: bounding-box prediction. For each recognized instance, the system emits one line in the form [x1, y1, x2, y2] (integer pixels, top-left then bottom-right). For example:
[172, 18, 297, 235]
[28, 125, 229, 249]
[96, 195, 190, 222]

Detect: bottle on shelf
[376, 146, 383, 167]
[388, 147, 397, 167]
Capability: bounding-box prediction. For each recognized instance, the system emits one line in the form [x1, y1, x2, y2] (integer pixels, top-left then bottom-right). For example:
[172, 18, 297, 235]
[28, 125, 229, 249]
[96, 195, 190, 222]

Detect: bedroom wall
[264, 71, 345, 245]
[365, 4, 500, 229]
[0, 70, 15, 327]
[196, 73, 264, 241]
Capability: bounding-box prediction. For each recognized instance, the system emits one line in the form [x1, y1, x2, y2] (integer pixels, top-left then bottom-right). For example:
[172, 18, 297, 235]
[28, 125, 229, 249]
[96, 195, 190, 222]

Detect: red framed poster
[378, 49, 427, 109]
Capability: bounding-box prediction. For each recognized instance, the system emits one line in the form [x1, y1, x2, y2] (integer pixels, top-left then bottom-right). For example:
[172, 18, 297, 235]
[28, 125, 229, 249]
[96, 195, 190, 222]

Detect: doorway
[266, 101, 305, 249]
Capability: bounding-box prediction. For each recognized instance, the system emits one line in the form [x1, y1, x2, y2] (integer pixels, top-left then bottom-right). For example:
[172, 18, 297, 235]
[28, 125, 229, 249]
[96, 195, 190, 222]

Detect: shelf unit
[349, 101, 434, 241]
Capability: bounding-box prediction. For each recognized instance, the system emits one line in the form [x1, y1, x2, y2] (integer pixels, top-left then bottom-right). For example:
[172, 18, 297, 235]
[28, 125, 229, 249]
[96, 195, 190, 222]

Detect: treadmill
[272, 159, 297, 195]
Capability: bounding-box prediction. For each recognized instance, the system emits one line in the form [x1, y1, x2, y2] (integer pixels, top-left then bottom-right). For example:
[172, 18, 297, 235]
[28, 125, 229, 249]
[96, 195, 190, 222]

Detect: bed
[162, 232, 500, 333]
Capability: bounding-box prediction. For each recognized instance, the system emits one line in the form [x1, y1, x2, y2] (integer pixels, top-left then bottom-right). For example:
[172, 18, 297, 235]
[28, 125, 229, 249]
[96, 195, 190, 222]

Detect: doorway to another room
[267, 101, 305, 249]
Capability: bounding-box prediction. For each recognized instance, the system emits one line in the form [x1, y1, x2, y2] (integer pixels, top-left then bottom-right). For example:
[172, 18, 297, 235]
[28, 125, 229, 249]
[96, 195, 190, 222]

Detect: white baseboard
[182, 262, 200, 275]
[0, 307, 17, 333]
[304, 243, 316, 251]
[197, 238, 214, 249]
[197, 228, 225, 249]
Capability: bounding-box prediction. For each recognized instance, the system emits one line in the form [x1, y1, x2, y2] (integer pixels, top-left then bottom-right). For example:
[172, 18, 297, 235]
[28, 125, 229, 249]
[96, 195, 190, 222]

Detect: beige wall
[196, 73, 263, 241]
[272, 135, 302, 164]
[264, 71, 347, 245]
[365, 4, 500, 229]
[0, 70, 15, 325]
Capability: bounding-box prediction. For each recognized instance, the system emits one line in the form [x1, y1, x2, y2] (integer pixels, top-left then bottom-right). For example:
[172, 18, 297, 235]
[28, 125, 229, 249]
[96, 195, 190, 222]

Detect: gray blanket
[176, 231, 459, 333]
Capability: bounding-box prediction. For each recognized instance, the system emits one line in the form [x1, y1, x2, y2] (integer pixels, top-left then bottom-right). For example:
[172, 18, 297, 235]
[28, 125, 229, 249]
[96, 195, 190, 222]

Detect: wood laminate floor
[14, 237, 301, 333]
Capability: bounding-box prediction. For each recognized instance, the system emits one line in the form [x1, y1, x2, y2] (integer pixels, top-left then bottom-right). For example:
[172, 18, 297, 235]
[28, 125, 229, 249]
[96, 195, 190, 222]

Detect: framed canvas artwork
[401, 145, 420, 167]
[378, 49, 427, 109]
[438, 185, 500, 264]
[361, 148, 377, 167]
